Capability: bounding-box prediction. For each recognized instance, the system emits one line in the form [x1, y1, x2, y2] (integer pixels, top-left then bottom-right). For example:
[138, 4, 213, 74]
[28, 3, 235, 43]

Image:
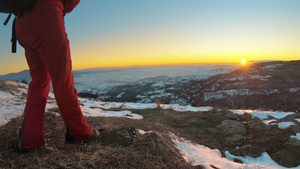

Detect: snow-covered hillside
[1, 80, 299, 169]
[201, 60, 300, 111]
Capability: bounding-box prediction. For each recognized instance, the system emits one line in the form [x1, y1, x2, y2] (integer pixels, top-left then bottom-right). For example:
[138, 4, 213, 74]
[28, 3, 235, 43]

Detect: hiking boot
[82, 129, 100, 143]
[66, 128, 100, 144]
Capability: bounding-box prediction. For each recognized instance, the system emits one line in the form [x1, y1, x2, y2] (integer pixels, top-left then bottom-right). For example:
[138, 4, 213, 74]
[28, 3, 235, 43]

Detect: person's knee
[30, 72, 51, 88]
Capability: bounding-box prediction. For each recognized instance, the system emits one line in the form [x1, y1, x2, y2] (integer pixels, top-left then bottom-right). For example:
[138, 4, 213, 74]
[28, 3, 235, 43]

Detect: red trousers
[16, 0, 93, 149]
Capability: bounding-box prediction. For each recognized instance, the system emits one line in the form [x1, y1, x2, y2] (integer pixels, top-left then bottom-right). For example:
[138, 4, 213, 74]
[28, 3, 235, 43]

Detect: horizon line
[1, 59, 295, 76]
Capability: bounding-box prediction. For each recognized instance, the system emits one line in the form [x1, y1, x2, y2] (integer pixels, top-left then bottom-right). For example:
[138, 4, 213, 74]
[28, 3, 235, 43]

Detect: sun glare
[241, 58, 247, 64]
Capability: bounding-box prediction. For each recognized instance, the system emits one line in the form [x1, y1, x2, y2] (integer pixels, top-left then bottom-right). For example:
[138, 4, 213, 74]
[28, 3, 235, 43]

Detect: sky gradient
[1, 0, 300, 75]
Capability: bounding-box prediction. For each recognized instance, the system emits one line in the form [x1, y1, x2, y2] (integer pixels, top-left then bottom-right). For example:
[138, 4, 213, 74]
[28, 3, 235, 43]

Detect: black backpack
[0, 0, 37, 53]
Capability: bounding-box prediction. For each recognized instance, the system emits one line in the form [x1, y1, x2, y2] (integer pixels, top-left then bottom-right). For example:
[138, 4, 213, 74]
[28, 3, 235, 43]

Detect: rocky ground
[1, 107, 299, 168]
[1, 77, 300, 168]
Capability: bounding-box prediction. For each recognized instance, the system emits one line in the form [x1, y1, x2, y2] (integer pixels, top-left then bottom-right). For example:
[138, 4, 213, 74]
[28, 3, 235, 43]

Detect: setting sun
[241, 58, 247, 64]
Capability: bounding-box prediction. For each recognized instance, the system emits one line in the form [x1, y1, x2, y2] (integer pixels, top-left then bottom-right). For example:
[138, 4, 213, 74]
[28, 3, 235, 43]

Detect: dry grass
[1, 107, 299, 168]
[0, 111, 201, 169]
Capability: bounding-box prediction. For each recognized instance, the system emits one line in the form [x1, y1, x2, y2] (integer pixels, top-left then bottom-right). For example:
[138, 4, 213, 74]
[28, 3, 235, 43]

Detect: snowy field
[0, 81, 299, 169]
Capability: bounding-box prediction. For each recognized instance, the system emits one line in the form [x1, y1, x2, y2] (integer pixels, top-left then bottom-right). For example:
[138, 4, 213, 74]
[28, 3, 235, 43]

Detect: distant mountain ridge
[0, 70, 31, 83]
[0, 64, 236, 95]
[2, 61, 298, 111]
[99, 60, 300, 112]
[200, 60, 300, 111]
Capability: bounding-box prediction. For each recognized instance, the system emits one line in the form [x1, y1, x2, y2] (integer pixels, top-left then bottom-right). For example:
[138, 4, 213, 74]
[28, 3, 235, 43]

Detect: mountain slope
[201, 60, 300, 111]
[97, 60, 300, 112]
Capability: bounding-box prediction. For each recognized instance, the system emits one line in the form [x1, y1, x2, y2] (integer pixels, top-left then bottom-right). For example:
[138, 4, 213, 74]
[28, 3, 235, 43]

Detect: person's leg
[16, 10, 51, 149]
[19, 49, 51, 149]
[29, 1, 93, 142]
[16, 0, 93, 145]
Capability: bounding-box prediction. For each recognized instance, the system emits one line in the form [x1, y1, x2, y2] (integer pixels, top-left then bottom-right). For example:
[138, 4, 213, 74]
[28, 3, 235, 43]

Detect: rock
[224, 111, 239, 120]
[244, 113, 252, 119]
[284, 138, 300, 148]
[221, 120, 247, 136]
[289, 125, 300, 133]
[99, 126, 138, 146]
[249, 119, 271, 132]
[225, 134, 245, 147]
[233, 158, 243, 164]
[281, 114, 297, 122]
[272, 150, 297, 168]
[229, 145, 266, 158]
[238, 113, 252, 121]
[207, 128, 220, 134]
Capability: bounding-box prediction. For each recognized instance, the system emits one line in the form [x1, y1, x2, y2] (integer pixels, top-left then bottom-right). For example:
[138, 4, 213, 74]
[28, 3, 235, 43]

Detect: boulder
[221, 120, 247, 136]
[272, 150, 297, 168]
[229, 145, 266, 158]
[225, 134, 245, 147]
[284, 138, 300, 148]
[249, 119, 271, 132]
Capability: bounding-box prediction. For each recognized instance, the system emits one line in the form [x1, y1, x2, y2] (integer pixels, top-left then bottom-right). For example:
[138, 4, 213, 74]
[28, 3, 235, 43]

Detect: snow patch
[204, 89, 281, 101]
[137, 129, 153, 135]
[231, 110, 294, 120]
[262, 64, 283, 70]
[0, 91, 26, 126]
[0, 91, 14, 99]
[0, 104, 24, 126]
[161, 104, 213, 112]
[81, 102, 143, 119]
[225, 151, 299, 169]
[278, 122, 296, 129]
[289, 88, 300, 93]
[170, 133, 297, 169]
[291, 133, 300, 140]
[82, 101, 213, 112]
[249, 75, 272, 80]
[263, 119, 278, 126]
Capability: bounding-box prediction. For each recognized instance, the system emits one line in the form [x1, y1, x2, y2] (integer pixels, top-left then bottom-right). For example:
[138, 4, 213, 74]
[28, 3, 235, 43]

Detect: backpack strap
[3, 13, 12, 26]
[11, 16, 17, 53]
[2, 0, 37, 53]
[2, 13, 17, 53]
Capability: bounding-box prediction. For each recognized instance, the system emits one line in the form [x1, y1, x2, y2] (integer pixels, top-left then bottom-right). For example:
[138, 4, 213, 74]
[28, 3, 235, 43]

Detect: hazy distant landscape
[1, 61, 300, 111]
[0, 64, 237, 88]
[0, 63, 237, 98]
[74, 64, 237, 92]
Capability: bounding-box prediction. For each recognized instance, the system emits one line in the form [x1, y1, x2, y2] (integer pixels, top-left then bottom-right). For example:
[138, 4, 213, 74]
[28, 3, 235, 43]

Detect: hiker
[15, 0, 99, 151]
